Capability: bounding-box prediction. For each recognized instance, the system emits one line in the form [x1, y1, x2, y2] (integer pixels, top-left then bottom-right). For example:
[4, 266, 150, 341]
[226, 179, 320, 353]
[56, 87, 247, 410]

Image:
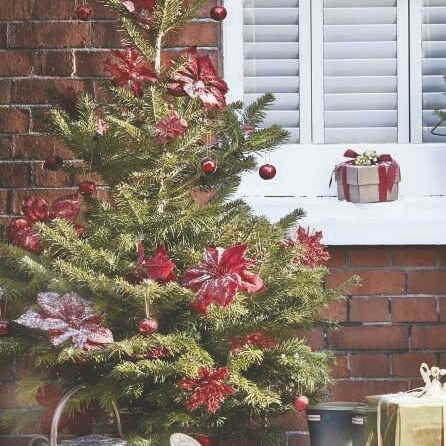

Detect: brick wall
[1, 2, 446, 446]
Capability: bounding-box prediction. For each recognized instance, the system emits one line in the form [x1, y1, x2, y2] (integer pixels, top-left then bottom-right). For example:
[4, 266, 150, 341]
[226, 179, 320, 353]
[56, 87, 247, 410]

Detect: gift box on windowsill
[364, 363, 446, 446]
[330, 149, 401, 203]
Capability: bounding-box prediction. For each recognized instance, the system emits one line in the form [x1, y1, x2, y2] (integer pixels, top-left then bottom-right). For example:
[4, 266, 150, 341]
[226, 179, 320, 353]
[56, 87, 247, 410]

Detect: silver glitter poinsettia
[15, 292, 114, 350]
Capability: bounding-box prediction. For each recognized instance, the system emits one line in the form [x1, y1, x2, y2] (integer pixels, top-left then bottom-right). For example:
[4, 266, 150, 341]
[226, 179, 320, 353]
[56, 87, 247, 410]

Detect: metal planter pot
[307, 402, 357, 446]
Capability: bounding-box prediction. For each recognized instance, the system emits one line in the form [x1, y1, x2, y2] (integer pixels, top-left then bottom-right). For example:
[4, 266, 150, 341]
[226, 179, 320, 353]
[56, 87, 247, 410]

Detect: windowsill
[242, 195, 446, 245]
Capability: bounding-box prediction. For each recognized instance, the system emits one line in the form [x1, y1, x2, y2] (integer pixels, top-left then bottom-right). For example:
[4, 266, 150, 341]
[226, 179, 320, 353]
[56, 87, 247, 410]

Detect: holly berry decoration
[294, 395, 309, 412]
[0, 321, 9, 336]
[138, 318, 159, 335]
[78, 181, 96, 196]
[43, 155, 64, 171]
[210, 6, 227, 21]
[201, 157, 217, 174]
[75, 4, 93, 21]
[259, 163, 277, 180]
[194, 435, 213, 446]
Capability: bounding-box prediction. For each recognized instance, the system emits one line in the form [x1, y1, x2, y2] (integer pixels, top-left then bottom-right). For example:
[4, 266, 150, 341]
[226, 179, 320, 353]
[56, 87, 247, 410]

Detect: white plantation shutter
[243, 0, 300, 142]
[421, 0, 446, 142]
[318, 0, 407, 144]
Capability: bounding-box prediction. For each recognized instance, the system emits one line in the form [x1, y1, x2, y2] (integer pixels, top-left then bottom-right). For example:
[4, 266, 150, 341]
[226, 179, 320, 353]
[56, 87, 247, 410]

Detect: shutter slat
[243, 0, 300, 142]
[322, 1, 398, 143]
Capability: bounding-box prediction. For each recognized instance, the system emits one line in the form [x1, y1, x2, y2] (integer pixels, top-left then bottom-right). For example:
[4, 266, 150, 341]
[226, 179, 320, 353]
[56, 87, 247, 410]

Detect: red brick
[319, 299, 347, 321]
[270, 411, 307, 430]
[165, 22, 219, 47]
[33, 51, 74, 77]
[331, 355, 349, 378]
[0, 136, 13, 159]
[288, 433, 310, 446]
[0, 109, 30, 133]
[438, 298, 446, 321]
[407, 270, 446, 294]
[0, 80, 12, 104]
[89, 0, 118, 19]
[34, 163, 72, 188]
[14, 135, 73, 160]
[392, 352, 437, 377]
[92, 23, 122, 48]
[0, 190, 10, 214]
[0, 24, 7, 49]
[0, 51, 33, 77]
[392, 297, 437, 322]
[349, 247, 390, 267]
[411, 325, 446, 349]
[0, 383, 20, 409]
[75, 50, 110, 77]
[30, 108, 52, 133]
[327, 247, 346, 268]
[350, 297, 389, 322]
[33, 0, 76, 19]
[9, 23, 91, 49]
[160, 48, 220, 70]
[328, 326, 408, 350]
[392, 247, 438, 267]
[13, 79, 93, 105]
[350, 354, 389, 377]
[0, 360, 13, 381]
[0, 0, 33, 20]
[330, 380, 408, 402]
[0, 163, 31, 188]
[327, 270, 405, 295]
[438, 247, 446, 266]
[295, 328, 324, 350]
[196, 0, 217, 18]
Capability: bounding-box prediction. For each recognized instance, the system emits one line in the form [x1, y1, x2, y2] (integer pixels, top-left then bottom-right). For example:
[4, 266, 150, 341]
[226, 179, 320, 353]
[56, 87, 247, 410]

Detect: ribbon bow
[420, 363, 446, 396]
[330, 149, 400, 202]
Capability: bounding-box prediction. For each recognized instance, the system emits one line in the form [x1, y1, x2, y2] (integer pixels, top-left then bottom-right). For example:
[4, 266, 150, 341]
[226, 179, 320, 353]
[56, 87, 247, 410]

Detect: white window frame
[223, 0, 446, 245]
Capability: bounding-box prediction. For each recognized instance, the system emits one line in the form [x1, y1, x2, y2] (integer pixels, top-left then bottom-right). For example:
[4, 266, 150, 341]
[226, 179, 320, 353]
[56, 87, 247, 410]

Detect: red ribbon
[330, 149, 400, 202]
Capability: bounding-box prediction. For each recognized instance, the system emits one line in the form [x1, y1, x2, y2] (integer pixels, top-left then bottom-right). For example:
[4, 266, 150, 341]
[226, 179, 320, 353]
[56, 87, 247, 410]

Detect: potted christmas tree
[0, 1, 351, 444]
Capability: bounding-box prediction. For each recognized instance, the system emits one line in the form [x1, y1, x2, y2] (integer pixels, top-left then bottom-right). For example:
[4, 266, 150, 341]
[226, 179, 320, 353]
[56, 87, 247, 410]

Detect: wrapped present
[365, 363, 446, 446]
[330, 149, 401, 203]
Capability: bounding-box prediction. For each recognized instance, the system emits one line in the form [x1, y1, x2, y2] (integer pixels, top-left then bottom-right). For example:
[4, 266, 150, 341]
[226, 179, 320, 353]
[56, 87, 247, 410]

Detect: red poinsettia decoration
[122, 0, 155, 14]
[183, 244, 265, 314]
[229, 331, 277, 353]
[168, 47, 228, 110]
[104, 48, 157, 97]
[283, 226, 330, 268]
[130, 244, 177, 283]
[22, 197, 49, 222]
[15, 292, 114, 350]
[154, 112, 188, 144]
[179, 366, 235, 413]
[7, 219, 42, 253]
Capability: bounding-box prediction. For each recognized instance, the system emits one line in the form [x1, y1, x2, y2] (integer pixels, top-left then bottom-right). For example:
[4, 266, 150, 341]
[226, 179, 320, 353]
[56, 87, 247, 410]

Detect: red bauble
[201, 157, 217, 174]
[138, 318, 159, 335]
[210, 6, 227, 21]
[0, 321, 9, 336]
[75, 4, 93, 21]
[294, 395, 309, 412]
[78, 181, 96, 196]
[43, 155, 64, 171]
[194, 435, 213, 446]
[259, 163, 277, 180]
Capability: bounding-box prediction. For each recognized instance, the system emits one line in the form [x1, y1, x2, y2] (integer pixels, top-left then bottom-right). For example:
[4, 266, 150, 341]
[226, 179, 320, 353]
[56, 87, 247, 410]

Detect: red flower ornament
[283, 226, 330, 268]
[48, 195, 81, 222]
[122, 0, 155, 14]
[22, 197, 49, 223]
[15, 292, 114, 351]
[183, 244, 265, 314]
[179, 366, 235, 413]
[154, 112, 188, 144]
[229, 331, 277, 353]
[131, 244, 177, 283]
[104, 48, 157, 97]
[168, 47, 228, 110]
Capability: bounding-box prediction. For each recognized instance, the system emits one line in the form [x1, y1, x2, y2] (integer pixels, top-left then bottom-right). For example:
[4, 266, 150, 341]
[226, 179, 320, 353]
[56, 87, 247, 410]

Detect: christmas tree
[0, 1, 351, 444]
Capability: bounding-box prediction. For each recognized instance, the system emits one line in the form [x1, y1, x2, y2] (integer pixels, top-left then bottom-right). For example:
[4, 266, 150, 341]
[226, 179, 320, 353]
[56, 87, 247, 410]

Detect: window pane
[243, 0, 300, 142]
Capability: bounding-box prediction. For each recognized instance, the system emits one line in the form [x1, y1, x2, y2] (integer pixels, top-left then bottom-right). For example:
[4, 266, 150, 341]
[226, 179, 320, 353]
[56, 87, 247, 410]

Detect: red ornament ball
[0, 321, 9, 336]
[78, 181, 96, 196]
[294, 395, 309, 412]
[75, 4, 93, 21]
[43, 155, 64, 171]
[259, 163, 277, 180]
[194, 435, 213, 446]
[210, 6, 227, 21]
[138, 318, 159, 335]
[201, 157, 217, 174]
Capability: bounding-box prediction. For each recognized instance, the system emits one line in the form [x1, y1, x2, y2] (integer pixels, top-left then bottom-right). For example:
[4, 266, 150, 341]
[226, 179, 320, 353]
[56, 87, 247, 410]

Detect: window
[223, 0, 446, 245]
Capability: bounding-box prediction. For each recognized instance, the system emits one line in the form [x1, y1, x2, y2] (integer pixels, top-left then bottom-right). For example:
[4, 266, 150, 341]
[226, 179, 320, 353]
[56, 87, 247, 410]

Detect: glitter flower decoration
[130, 244, 177, 283]
[15, 292, 114, 350]
[183, 244, 265, 314]
[154, 112, 188, 144]
[104, 48, 157, 97]
[179, 366, 235, 413]
[22, 197, 49, 223]
[229, 331, 278, 353]
[168, 47, 228, 110]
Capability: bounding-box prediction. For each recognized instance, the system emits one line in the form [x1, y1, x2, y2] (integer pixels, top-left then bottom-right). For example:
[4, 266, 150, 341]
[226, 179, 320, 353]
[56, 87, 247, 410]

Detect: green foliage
[0, 0, 352, 444]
